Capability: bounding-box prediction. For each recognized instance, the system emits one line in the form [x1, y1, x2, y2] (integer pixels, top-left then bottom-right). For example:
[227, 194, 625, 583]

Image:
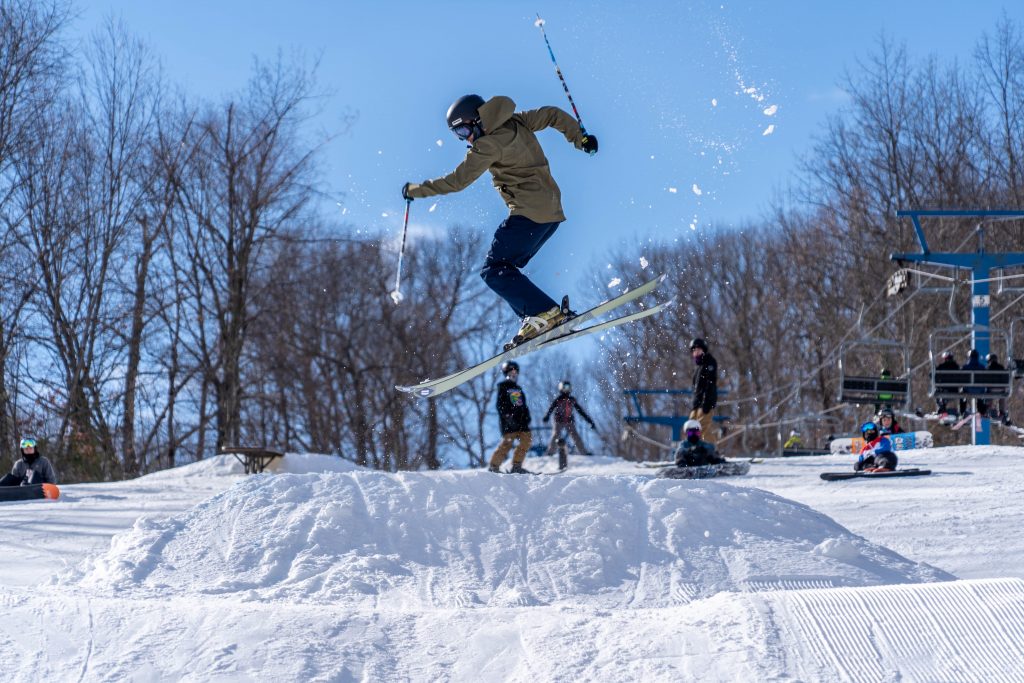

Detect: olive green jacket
[407, 96, 585, 223]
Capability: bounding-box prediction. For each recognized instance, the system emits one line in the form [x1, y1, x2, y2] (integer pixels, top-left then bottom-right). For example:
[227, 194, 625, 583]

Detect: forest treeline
[2, 2, 1023, 479]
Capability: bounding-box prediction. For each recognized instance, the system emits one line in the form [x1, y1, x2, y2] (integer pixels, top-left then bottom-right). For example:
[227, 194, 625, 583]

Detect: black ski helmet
[558, 380, 571, 394]
[447, 94, 485, 139]
[500, 360, 519, 376]
[689, 338, 708, 352]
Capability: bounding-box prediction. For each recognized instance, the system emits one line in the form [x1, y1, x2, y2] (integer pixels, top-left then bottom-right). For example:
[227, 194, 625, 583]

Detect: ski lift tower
[892, 209, 1024, 445]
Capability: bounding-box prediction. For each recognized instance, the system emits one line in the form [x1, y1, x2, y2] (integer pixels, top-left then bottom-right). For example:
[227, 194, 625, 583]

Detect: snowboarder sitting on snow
[542, 380, 596, 456]
[0, 437, 57, 487]
[854, 421, 898, 472]
[402, 94, 597, 349]
[675, 419, 726, 467]
[488, 361, 534, 474]
[877, 408, 904, 435]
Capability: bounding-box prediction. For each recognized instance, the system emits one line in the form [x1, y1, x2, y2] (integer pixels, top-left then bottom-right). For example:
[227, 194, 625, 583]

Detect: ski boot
[509, 463, 532, 474]
[503, 296, 575, 351]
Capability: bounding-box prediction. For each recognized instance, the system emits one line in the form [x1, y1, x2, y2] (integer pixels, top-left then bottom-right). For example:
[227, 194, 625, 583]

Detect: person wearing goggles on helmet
[876, 408, 903, 435]
[0, 437, 58, 487]
[402, 94, 598, 350]
[854, 421, 898, 472]
[542, 380, 596, 457]
[488, 361, 534, 474]
[674, 419, 725, 467]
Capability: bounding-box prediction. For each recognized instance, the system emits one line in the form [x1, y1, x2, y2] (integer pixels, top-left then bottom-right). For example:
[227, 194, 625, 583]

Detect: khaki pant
[545, 422, 587, 455]
[490, 431, 533, 468]
[689, 408, 715, 444]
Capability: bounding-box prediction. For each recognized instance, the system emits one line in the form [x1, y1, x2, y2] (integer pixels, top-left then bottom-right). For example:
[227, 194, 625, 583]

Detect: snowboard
[659, 461, 751, 479]
[829, 430, 933, 455]
[397, 273, 669, 398]
[0, 483, 60, 502]
[820, 468, 931, 481]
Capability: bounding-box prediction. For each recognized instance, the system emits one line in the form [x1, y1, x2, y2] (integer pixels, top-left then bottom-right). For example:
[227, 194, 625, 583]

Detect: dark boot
[509, 463, 532, 474]
[488, 464, 502, 473]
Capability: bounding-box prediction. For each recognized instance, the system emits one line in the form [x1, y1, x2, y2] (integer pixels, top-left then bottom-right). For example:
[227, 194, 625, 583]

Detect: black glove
[402, 182, 420, 201]
[542, 415, 550, 423]
[581, 134, 598, 155]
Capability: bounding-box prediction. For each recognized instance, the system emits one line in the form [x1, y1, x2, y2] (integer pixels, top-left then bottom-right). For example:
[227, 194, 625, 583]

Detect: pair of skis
[396, 273, 671, 398]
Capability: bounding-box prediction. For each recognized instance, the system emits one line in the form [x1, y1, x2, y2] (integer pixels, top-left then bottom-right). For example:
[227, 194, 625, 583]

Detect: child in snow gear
[0, 437, 57, 487]
[402, 94, 597, 348]
[783, 430, 803, 449]
[854, 421, 898, 472]
[489, 361, 533, 473]
[674, 419, 725, 467]
[542, 380, 596, 456]
[689, 338, 718, 443]
[877, 408, 904, 435]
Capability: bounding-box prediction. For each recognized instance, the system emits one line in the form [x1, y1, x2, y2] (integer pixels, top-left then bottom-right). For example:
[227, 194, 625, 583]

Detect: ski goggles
[20, 438, 36, 449]
[685, 428, 701, 439]
[450, 123, 474, 140]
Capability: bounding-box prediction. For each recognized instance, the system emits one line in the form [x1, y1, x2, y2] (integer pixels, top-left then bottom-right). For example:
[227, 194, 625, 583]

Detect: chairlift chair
[837, 339, 911, 409]
[928, 325, 1012, 399]
[1009, 318, 1024, 379]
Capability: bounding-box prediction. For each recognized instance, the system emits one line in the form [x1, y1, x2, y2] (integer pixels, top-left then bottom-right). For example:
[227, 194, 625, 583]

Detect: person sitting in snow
[675, 419, 726, 467]
[876, 408, 904, 435]
[0, 437, 57, 487]
[854, 421, 897, 472]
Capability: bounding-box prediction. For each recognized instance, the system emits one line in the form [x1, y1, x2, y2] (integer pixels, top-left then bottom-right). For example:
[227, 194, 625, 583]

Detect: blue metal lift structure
[623, 388, 729, 443]
[892, 209, 1024, 445]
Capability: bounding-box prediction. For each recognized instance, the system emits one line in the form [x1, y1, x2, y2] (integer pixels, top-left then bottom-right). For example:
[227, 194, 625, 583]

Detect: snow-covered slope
[63, 471, 949, 607]
[3, 447, 1024, 681]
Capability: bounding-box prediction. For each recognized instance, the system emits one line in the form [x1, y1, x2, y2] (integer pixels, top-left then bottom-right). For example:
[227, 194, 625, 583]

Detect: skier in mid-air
[402, 94, 598, 348]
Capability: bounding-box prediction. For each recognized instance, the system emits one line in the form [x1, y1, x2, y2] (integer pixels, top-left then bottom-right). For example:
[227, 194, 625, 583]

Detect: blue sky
[74, 0, 1020, 303]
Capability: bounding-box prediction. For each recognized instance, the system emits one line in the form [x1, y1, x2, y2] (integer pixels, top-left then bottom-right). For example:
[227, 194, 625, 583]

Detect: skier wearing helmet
[876, 408, 904, 435]
[674, 419, 725, 467]
[489, 361, 533, 474]
[402, 94, 598, 350]
[854, 421, 898, 472]
[0, 437, 57, 487]
[688, 338, 719, 443]
[542, 380, 596, 456]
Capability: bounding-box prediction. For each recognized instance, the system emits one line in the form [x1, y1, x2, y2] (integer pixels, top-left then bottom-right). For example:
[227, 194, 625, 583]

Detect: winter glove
[542, 415, 550, 423]
[581, 134, 598, 155]
[402, 182, 421, 201]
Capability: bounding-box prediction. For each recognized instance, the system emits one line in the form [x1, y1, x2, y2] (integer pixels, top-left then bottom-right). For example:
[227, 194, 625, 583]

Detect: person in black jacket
[934, 351, 960, 417]
[985, 353, 1010, 424]
[542, 380, 596, 456]
[689, 338, 719, 444]
[488, 361, 533, 473]
[0, 437, 58, 487]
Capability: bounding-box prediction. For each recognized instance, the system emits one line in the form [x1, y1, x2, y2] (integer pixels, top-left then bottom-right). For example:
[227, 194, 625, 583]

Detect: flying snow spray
[390, 199, 411, 305]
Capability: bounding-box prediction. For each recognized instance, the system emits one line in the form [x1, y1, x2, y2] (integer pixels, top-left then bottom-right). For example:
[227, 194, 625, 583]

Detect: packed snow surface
[3, 448, 1024, 681]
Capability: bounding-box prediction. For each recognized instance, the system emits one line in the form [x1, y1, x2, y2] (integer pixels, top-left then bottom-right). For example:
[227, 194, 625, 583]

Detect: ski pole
[534, 14, 588, 135]
[390, 199, 411, 305]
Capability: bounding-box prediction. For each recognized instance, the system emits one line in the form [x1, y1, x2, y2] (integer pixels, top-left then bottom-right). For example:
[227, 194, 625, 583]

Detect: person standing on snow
[689, 338, 718, 443]
[402, 94, 598, 349]
[854, 421, 898, 472]
[488, 361, 534, 474]
[542, 380, 596, 456]
[0, 437, 57, 487]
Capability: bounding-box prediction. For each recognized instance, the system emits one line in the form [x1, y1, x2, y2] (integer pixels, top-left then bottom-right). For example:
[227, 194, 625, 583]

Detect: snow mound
[140, 452, 359, 481]
[69, 472, 951, 607]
